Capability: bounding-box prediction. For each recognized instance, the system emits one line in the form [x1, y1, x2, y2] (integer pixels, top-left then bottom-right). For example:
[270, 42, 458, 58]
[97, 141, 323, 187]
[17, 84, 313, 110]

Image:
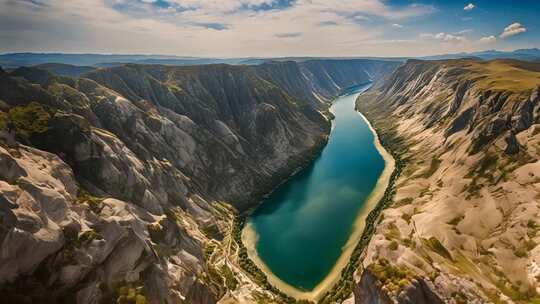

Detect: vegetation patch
[7, 102, 52, 139]
[368, 258, 415, 293]
[383, 222, 401, 240]
[207, 265, 225, 295]
[115, 282, 147, 304]
[204, 243, 216, 262]
[513, 247, 528, 258]
[221, 264, 238, 291]
[388, 240, 399, 251]
[402, 238, 415, 248]
[494, 278, 540, 303]
[527, 220, 540, 238]
[78, 229, 103, 244]
[451, 291, 468, 304]
[63, 228, 103, 265]
[421, 237, 453, 260]
[76, 188, 104, 214]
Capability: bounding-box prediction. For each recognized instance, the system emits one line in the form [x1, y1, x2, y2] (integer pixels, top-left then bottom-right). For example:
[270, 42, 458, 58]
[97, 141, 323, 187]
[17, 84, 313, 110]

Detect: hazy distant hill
[33, 63, 95, 78]
[0, 53, 204, 68]
[2, 49, 537, 71]
[0, 52, 403, 69]
[421, 48, 540, 61]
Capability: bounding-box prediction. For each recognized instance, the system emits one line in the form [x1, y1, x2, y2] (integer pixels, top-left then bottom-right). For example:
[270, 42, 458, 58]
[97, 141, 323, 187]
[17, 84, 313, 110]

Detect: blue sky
[0, 0, 538, 57]
[383, 0, 539, 49]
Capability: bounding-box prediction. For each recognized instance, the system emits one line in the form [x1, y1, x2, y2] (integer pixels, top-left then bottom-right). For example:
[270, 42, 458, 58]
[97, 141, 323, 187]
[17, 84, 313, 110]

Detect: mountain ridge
[353, 58, 540, 303]
[1, 48, 539, 70]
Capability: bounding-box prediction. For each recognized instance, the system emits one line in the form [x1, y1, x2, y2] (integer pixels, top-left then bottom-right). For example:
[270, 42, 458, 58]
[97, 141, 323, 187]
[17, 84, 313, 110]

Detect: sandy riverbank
[240, 109, 396, 301]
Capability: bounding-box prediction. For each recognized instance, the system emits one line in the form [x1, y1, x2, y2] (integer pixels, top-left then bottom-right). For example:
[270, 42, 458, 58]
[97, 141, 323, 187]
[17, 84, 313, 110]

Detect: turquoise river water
[247, 83, 385, 291]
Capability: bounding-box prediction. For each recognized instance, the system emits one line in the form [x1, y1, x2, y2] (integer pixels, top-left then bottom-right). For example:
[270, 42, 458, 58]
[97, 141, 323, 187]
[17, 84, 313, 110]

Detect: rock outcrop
[355, 59, 540, 303]
[355, 267, 443, 304]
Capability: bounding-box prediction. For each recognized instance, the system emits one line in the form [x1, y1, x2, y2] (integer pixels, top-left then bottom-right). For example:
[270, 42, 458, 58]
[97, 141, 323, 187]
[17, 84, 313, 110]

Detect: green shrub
[76, 189, 104, 214]
[8, 102, 51, 138]
[221, 265, 238, 290]
[383, 222, 401, 240]
[369, 258, 414, 293]
[204, 243, 216, 261]
[116, 282, 146, 304]
[78, 229, 103, 245]
[422, 237, 453, 260]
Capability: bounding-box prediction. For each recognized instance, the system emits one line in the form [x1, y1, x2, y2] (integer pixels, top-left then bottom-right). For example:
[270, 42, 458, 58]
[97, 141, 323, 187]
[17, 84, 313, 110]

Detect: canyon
[0, 59, 398, 303]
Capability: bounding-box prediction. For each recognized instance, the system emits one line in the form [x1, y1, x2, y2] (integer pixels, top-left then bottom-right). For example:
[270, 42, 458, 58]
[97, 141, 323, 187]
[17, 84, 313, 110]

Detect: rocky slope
[256, 59, 399, 107]
[0, 59, 398, 303]
[355, 59, 540, 303]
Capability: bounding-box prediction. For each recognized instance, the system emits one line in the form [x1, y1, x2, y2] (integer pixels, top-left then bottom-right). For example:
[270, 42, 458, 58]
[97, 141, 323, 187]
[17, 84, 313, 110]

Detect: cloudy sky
[1, 0, 538, 57]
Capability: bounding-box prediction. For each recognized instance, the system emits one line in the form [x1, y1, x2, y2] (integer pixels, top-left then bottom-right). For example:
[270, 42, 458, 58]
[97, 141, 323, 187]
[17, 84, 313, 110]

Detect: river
[244, 83, 388, 294]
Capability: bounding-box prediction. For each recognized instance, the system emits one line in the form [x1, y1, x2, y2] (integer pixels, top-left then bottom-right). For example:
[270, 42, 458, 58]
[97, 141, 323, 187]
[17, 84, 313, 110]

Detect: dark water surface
[248, 83, 385, 290]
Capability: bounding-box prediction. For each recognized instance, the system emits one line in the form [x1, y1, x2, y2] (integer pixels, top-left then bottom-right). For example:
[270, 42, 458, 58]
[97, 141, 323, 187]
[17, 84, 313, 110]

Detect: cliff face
[0, 59, 398, 303]
[81, 63, 332, 210]
[298, 59, 399, 100]
[355, 262, 443, 304]
[355, 59, 540, 303]
[250, 59, 400, 108]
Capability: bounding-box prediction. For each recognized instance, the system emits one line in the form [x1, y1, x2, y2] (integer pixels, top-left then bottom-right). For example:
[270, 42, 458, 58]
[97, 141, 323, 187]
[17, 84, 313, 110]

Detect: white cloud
[464, 3, 475, 11]
[456, 29, 473, 35]
[3, 0, 494, 57]
[166, 0, 279, 13]
[421, 32, 466, 43]
[391, 23, 403, 28]
[478, 35, 496, 44]
[500, 22, 526, 38]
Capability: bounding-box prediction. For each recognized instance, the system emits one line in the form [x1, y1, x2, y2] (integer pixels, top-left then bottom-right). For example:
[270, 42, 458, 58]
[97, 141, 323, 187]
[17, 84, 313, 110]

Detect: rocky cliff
[249, 59, 399, 108]
[0, 59, 398, 303]
[355, 59, 540, 303]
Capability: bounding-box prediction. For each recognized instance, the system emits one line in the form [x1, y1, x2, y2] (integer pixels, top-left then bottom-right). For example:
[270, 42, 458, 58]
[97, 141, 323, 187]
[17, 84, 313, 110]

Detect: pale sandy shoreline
[240, 105, 396, 301]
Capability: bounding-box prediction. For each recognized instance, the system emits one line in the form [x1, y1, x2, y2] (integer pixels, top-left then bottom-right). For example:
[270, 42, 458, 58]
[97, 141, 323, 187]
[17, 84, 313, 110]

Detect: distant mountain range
[419, 48, 540, 61]
[0, 48, 538, 71]
[0, 53, 258, 69]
